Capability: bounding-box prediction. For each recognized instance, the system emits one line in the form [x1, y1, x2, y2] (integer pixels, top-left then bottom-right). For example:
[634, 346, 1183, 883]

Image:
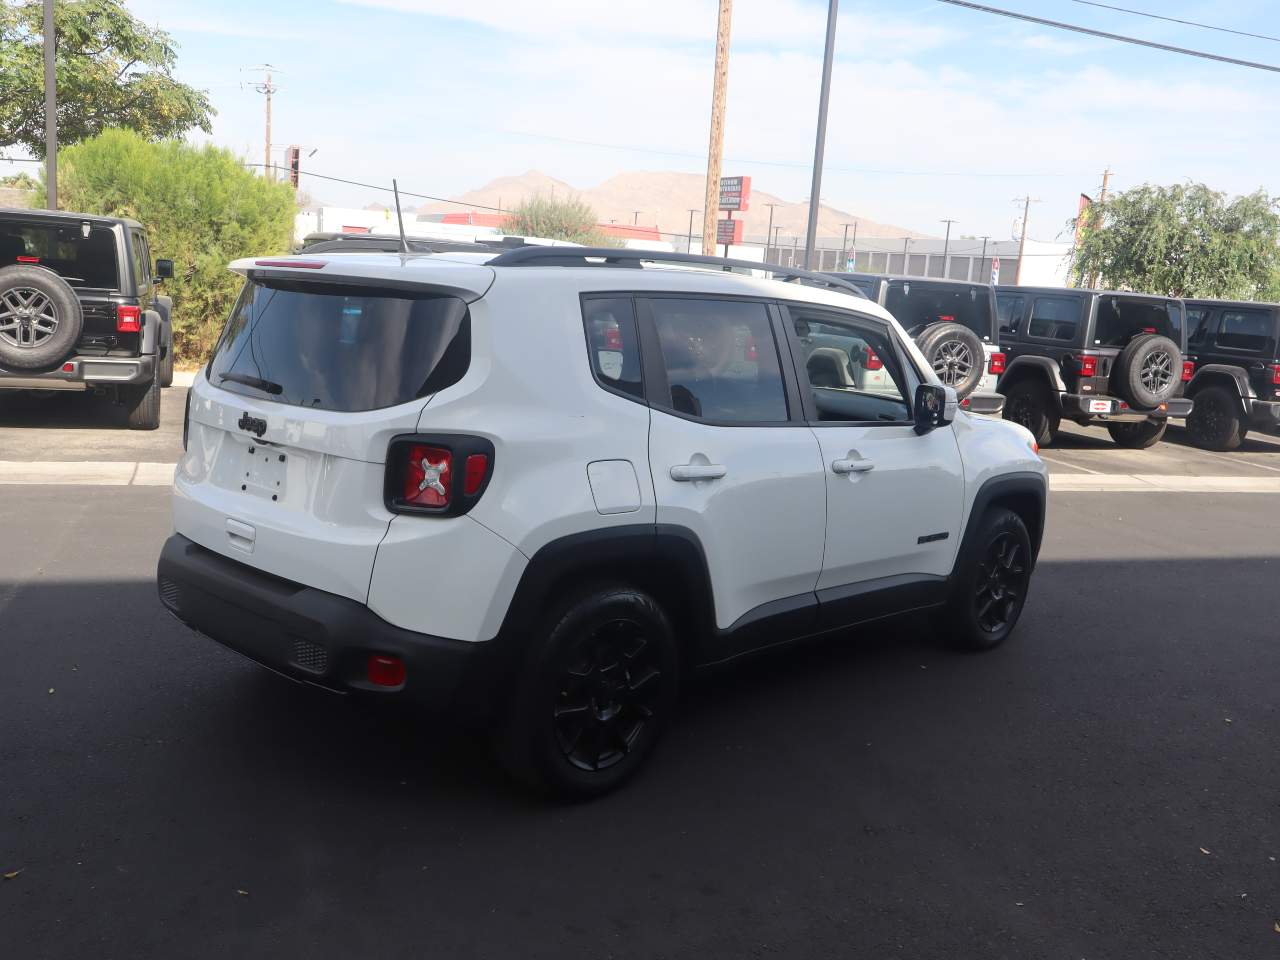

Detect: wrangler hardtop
[0, 207, 175, 428]
[1181, 298, 1280, 450]
[995, 285, 1192, 449]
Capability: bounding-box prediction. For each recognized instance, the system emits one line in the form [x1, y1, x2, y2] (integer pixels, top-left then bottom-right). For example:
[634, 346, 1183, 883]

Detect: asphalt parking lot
[2, 398, 1277, 959]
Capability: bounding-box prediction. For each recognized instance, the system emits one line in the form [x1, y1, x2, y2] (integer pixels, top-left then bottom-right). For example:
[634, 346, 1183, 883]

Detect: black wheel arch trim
[999, 356, 1067, 400]
[1187, 364, 1253, 415]
[956, 472, 1047, 571]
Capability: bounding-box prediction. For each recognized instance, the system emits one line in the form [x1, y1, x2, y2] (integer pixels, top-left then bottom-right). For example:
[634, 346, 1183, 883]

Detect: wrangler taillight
[1271, 364, 1280, 386]
[115, 304, 141, 333]
[989, 352, 1006, 375]
[1076, 354, 1098, 378]
[1183, 360, 1196, 382]
[385, 436, 494, 516]
[865, 346, 884, 371]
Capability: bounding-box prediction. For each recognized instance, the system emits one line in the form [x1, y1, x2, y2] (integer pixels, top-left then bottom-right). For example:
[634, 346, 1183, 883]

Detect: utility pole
[247, 65, 278, 180]
[633, 210, 642, 226]
[43, 0, 56, 209]
[701, 0, 734, 257]
[940, 219, 957, 269]
[1014, 196, 1041, 286]
[772, 225, 782, 252]
[903, 236, 911, 273]
[1087, 167, 1112, 288]
[803, 0, 839, 269]
[686, 208, 700, 253]
[841, 222, 854, 270]
[764, 203, 779, 261]
[974, 235, 991, 281]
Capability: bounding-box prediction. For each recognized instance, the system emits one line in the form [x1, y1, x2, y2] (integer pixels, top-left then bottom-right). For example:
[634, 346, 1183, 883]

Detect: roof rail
[484, 246, 867, 298]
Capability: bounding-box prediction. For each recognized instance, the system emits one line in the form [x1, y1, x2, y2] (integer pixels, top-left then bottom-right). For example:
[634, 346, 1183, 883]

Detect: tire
[1002, 379, 1059, 447]
[122, 378, 161, 430]
[940, 508, 1033, 652]
[496, 583, 680, 800]
[1185, 384, 1247, 451]
[1111, 334, 1181, 408]
[1107, 419, 1167, 449]
[916, 322, 985, 399]
[159, 336, 175, 388]
[0, 265, 83, 370]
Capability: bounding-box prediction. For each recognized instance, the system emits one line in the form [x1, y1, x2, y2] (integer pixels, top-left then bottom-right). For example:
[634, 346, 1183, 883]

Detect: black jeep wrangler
[994, 287, 1193, 449]
[0, 208, 174, 429]
[1180, 299, 1280, 450]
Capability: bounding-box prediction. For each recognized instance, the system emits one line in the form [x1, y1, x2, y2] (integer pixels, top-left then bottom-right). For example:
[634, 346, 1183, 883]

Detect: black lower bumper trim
[1063, 393, 1192, 422]
[1248, 399, 1280, 427]
[156, 535, 503, 717]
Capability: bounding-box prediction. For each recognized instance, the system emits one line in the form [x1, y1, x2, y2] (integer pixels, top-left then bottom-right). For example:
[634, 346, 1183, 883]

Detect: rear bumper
[1062, 393, 1193, 422]
[963, 392, 1005, 416]
[0, 354, 155, 390]
[1247, 398, 1280, 427]
[157, 534, 504, 718]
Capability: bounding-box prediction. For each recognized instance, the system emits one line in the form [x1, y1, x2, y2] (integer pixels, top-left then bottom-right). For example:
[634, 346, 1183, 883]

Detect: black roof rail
[484, 245, 868, 298]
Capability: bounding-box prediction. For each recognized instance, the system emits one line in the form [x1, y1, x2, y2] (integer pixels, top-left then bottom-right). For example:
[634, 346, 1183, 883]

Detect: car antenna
[392, 178, 409, 256]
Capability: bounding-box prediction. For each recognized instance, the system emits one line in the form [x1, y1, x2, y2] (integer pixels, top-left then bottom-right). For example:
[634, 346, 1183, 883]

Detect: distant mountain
[418, 170, 927, 242]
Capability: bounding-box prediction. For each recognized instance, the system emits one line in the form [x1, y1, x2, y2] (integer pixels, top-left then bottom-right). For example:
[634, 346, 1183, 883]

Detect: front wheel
[941, 508, 1033, 652]
[496, 584, 680, 800]
[1107, 419, 1167, 449]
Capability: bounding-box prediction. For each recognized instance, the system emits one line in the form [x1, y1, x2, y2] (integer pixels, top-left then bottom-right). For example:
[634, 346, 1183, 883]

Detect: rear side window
[883, 280, 996, 342]
[208, 279, 469, 412]
[997, 294, 1025, 336]
[1093, 297, 1182, 347]
[0, 222, 119, 289]
[582, 296, 643, 399]
[1216, 309, 1276, 354]
[1027, 296, 1081, 342]
[649, 298, 788, 423]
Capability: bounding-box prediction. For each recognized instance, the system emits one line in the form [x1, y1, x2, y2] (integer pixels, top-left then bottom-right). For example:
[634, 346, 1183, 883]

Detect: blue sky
[12, 0, 1280, 240]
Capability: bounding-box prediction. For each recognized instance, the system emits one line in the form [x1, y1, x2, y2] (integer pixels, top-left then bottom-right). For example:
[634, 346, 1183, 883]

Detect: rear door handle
[832, 457, 875, 475]
[670, 463, 727, 482]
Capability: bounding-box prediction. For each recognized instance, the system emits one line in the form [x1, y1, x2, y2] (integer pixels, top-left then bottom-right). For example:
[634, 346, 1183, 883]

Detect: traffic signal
[286, 145, 300, 188]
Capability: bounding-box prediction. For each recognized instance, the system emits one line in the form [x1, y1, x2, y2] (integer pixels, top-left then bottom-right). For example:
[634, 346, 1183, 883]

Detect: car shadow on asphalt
[0, 389, 128, 430]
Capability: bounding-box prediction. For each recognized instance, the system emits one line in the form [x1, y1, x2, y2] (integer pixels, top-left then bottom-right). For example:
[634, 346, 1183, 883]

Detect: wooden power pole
[701, 0, 733, 256]
[1013, 196, 1040, 285]
[247, 65, 278, 180]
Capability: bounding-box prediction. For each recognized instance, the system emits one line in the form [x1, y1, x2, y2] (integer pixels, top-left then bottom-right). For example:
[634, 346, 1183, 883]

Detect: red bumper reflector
[62, 362, 75, 372]
[16, 255, 39, 264]
[367, 654, 406, 687]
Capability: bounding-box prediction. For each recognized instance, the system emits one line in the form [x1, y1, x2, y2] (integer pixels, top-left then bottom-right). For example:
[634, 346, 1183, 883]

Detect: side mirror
[914, 383, 957, 435]
[155, 259, 175, 280]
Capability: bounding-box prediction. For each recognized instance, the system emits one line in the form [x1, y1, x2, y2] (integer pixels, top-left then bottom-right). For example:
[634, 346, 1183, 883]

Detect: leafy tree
[1071, 183, 1280, 300]
[0, 170, 37, 188]
[502, 194, 618, 245]
[0, 0, 213, 156]
[45, 129, 295, 363]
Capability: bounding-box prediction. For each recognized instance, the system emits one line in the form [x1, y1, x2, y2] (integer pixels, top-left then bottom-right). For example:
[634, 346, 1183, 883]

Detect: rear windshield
[1093, 297, 1183, 348]
[883, 280, 996, 342]
[208, 279, 470, 412]
[0, 222, 119, 288]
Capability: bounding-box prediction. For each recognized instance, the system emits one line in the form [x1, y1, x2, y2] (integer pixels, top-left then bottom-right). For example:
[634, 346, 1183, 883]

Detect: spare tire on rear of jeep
[915, 321, 985, 399]
[1111, 333, 1180, 409]
[0, 265, 83, 370]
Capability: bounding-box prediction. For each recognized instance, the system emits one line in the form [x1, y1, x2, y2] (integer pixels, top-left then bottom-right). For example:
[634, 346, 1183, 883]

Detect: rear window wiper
[218, 371, 283, 395]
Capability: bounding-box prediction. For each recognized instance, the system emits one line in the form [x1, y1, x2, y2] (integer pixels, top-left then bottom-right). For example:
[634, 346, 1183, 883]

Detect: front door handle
[832, 457, 875, 475]
[670, 463, 727, 482]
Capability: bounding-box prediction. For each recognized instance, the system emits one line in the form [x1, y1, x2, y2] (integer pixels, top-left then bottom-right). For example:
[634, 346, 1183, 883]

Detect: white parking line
[1173, 445, 1280, 475]
[1050, 473, 1280, 493]
[1038, 454, 1104, 475]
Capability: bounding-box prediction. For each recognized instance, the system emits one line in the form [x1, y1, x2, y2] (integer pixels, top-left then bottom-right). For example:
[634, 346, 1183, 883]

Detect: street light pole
[43, 0, 56, 210]
[803, 0, 839, 269]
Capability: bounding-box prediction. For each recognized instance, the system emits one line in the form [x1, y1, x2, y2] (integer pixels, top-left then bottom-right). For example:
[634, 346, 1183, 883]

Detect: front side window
[1093, 297, 1182, 347]
[1186, 307, 1215, 347]
[582, 296, 643, 400]
[649, 298, 788, 423]
[1027, 296, 1081, 342]
[208, 279, 469, 412]
[793, 315, 912, 423]
[131, 233, 150, 293]
[1216, 310, 1275, 353]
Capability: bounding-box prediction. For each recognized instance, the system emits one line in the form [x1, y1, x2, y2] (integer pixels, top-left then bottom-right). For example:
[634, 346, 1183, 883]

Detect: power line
[935, 0, 1280, 73]
[1067, 1, 1280, 45]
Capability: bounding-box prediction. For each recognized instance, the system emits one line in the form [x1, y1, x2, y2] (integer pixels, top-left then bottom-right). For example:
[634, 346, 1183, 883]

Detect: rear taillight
[1183, 360, 1195, 382]
[116, 304, 141, 333]
[16, 255, 39, 264]
[1076, 354, 1098, 378]
[385, 436, 494, 516]
[989, 352, 1006, 375]
[865, 347, 884, 371]
[1271, 364, 1280, 386]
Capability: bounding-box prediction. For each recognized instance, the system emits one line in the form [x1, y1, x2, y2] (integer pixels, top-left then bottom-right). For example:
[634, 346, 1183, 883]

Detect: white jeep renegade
[157, 246, 1047, 798]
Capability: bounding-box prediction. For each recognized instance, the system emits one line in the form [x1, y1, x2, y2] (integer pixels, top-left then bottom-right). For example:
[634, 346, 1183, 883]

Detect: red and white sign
[990, 256, 1000, 285]
[716, 217, 744, 246]
[719, 176, 752, 212]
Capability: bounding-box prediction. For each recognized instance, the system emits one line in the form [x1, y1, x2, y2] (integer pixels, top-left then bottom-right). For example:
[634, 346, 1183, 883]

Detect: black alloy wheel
[554, 617, 663, 772]
[973, 532, 1028, 635]
[940, 507, 1033, 651]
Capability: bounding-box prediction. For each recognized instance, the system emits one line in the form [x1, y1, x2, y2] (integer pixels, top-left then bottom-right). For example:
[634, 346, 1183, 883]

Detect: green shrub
[44, 128, 294, 363]
[502, 193, 618, 246]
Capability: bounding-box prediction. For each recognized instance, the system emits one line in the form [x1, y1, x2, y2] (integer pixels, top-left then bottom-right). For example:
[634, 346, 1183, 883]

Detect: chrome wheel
[931, 339, 975, 387]
[554, 617, 663, 772]
[974, 533, 1027, 634]
[0, 287, 59, 349]
[1139, 351, 1174, 395]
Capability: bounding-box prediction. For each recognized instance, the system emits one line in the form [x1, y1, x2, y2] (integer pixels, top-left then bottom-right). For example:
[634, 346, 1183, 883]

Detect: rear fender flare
[1000, 356, 1066, 398]
[1188, 364, 1253, 415]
